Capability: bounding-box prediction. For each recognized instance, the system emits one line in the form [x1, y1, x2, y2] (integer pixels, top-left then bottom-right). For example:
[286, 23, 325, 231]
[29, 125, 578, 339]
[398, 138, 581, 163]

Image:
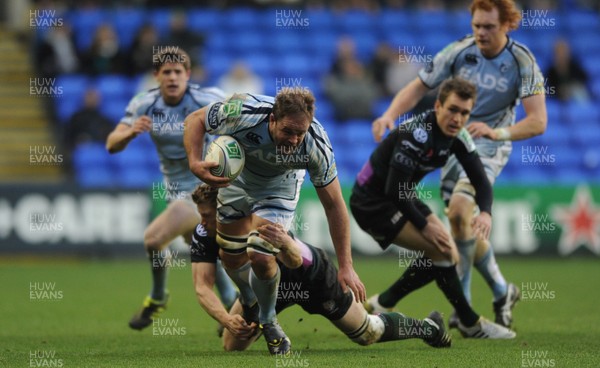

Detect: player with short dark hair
[353, 78, 515, 339]
[184, 89, 366, 354]
[371, 0, 547, 328]
[189, 184, 451, 352]
[106, 48, 237, 330]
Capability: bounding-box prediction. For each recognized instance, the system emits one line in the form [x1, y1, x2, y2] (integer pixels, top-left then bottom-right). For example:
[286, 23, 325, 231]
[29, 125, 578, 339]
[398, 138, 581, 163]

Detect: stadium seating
[51, 7, 600, 188]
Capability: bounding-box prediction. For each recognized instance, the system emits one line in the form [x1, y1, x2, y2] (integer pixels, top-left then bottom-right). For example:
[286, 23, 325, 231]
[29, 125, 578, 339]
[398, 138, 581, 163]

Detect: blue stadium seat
[384, 32, 417, 51]
[270, 32, 303, 54]
[243, 53, 274, 78]
[55, 98, 83, 124]
[446, 11, 471, 37]
[109, 8, 145, 49]
[118, 166, 156, 188]
[380, 11, 412, 34]
[563, 11, 599, 33]
[304, 9, 333, 32]
[110, 145, 146, 171]
[570, 31, 600, 61]
[187, 8, 221, 33]
[204, 53, 234, 80]
[351, 32, 378, 61]
[67, 9, 107, 51]
[148, 9, 173, 36]
[95, 75, 134, 101]
[73, 142, 110, 169]
[57, 74, 90, 99]
[234, 33, 266, 54]
[77, 166, 115, 188]
[413, 11, 450, 33]
[337, 11, 376, 33]
[278, 53, 312, 76]
[223, 8, 260, 31]
[100, 98, 129, 125]
[564, 101, 599, 125]
[305, 31, 337, 60]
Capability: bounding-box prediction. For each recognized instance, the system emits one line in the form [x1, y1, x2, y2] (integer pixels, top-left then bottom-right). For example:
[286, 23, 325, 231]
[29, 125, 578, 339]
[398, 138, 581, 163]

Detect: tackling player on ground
[184, 89, 366, 354]
[353, 78, 515, 338]
[105, 48, 237, 330]
[189, 184, 451, 352]
[371, 0, 547, 328]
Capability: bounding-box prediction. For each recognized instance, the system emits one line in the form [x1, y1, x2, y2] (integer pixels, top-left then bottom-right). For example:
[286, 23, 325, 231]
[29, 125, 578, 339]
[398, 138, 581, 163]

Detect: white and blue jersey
[204, 93, 337, 189]
[419, 35, 545, 199]
[203, 93, 337, 226]
[419, 35, 544, 152]
[120, 84, 226, 199]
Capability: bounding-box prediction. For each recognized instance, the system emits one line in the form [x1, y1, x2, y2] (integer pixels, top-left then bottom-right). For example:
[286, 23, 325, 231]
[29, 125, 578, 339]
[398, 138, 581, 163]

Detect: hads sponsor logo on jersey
[30, 281, 63, 301]
[275, 9, 310, 28]
[30, 78, 63, 97]
[152, 45, 186, 64]
[521, 145, 556, 165]
[29, 145, 63, 165]
[521, 350, 556, 367]
[398, 45, 433, 64]
[29, 350, 64, 367]
[521, 9, 556, 30]
[29, 9, 64, 28]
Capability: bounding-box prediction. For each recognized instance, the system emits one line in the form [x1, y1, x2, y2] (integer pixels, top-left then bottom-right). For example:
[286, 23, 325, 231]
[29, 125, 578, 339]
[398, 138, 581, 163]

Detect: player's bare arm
[372, 78, 430, 142]
[256, 223, 302, 269]
[183, 107, 230, 187]
[106, 117, 151, 153]
[192, 262, 256, 338]
[315, 178, 366, 302]
[468, 94, 547, 141]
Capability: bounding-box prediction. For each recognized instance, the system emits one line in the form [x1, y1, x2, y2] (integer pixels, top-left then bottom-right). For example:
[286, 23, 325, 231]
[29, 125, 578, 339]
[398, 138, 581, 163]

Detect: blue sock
[456, 238, 476, 304]
[215, 260, 238, 309]
[475, 246, 507, 301]
[149, 249, 169, 301]
[249, 266, 280, 325]
[224, 262, 257, 307]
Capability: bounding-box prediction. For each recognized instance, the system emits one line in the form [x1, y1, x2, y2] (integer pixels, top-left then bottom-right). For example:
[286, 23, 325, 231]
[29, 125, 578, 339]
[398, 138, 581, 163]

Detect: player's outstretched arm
[372, 78, 430, 142]
[106, 117, 151, 153]
[315, 178, 366, 302]
[468, 94, 547, 142]
[183, 107, 230, 187]
[192, 262, 255, 338]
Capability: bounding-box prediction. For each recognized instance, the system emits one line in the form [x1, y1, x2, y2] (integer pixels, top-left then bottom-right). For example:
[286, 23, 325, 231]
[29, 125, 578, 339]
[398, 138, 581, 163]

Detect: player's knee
[347, 315, 384, 346]
[143, 231, 164, 251]
[447, 206, 470, 235]
[248, 251, 277, 278]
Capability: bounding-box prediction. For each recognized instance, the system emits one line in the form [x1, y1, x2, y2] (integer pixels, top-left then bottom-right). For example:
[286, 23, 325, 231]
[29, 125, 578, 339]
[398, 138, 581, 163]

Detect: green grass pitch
[2, 256, 599, 367]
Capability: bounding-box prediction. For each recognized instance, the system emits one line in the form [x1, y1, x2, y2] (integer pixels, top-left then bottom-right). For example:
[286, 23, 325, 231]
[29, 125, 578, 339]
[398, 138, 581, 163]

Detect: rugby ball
[204, 135, 245, 180]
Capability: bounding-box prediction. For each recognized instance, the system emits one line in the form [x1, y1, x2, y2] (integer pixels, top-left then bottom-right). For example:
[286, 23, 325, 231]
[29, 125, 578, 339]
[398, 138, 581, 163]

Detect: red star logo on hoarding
[551, 185, 600, 255]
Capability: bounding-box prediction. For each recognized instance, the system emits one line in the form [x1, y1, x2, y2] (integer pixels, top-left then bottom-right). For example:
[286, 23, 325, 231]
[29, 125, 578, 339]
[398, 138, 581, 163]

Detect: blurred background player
[184, 89, 366, 354]
[354, 78, 514, 339]
[371, 0, 547, 328]
[189, 184, 451, 351]
[105, 48, 237, 330]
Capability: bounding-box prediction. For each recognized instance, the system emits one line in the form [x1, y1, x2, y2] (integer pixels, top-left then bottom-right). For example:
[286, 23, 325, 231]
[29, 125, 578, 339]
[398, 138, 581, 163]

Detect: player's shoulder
[128, 87, 161, 107]
[396, 110, 434, 145]
[455, 127, 477, 153]
[506, 37, 538, 67]
[305, 118, 333, 148]
[440, 34, 477, 56]
[188, 84, 227, 101]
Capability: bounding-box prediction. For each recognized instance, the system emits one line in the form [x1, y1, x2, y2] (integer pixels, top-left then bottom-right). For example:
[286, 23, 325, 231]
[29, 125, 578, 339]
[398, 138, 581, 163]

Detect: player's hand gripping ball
[204, 135, 245, 180]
